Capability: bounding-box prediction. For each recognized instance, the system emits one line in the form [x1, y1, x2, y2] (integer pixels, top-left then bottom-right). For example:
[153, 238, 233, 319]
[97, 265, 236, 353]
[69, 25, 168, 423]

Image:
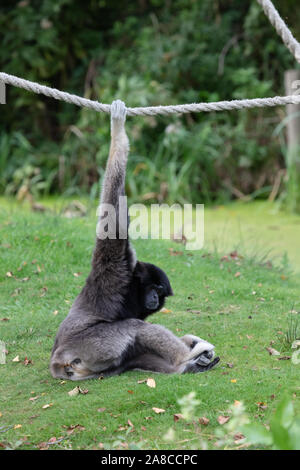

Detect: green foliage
[0, 0, 300, 203]
[165, 394, 300, 450]
[243, 397, 300, 450]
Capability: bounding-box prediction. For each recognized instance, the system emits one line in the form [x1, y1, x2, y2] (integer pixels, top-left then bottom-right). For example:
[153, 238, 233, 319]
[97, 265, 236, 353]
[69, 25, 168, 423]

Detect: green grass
[0, 198, 300, 450]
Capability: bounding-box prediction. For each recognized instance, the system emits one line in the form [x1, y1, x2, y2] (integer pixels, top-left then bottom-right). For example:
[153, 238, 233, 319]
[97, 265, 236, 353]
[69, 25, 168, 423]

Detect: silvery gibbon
[50, 100, 220, 380]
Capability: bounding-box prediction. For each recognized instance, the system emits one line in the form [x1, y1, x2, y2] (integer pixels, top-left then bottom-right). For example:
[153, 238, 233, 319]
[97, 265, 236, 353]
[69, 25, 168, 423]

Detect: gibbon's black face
[132, 261, 173, 318]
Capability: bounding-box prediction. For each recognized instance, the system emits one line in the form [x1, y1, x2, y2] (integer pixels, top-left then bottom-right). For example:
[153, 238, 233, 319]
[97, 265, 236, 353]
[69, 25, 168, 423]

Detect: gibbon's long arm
[81, 101, 136, 320]
[96, 100, 129, 244]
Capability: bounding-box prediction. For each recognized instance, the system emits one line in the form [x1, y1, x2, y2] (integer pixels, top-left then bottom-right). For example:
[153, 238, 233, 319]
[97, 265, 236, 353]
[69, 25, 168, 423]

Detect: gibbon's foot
[184, 355, 220, 373]
[181, 334, 219, 372]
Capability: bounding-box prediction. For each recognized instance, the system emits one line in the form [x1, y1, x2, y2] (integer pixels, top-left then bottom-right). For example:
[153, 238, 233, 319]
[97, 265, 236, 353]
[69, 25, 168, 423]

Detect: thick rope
[1, 71, 300, 116]
[257, 0, 300, 63]
[0, 0, 299, 115]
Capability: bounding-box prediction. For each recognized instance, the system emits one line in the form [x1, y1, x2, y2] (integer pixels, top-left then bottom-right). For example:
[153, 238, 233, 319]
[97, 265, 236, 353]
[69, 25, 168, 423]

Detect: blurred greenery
[0, 0, 300, 204]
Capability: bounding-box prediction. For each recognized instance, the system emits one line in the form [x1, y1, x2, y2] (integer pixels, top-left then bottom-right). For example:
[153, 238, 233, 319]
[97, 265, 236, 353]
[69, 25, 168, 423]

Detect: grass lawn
[0, 198, 299, 450]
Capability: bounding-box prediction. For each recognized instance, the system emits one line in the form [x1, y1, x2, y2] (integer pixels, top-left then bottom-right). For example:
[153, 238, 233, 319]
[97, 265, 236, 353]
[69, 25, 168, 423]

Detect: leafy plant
[0, 0, 299, 203]
[243, 397, 300, 450]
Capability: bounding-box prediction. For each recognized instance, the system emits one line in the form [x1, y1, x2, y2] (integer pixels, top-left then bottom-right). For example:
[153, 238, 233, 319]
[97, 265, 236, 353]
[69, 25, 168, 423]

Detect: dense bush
[0, 0, 299, 203]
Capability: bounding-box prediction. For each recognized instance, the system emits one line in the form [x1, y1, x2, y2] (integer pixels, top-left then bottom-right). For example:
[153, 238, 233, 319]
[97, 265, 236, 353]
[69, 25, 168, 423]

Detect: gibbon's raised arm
[96, 99, 130, 246]
[81, 101, 136, 321]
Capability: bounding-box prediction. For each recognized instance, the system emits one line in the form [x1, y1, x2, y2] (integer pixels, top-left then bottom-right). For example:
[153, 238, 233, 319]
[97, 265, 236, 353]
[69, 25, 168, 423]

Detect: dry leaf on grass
[137, 377, 156, 388]
[42, 403, 53, 409]
[199, 417, 210, 426]
[97, 407, 106, 413]
[146, 378, 156, 388]
[29, 396, 39, 402]
[68, 387, 80, 397]
[152, 407, 165, 414]
[160, 308, 172, 314]
[266, 347, 280, 356]
[64, 424, 85, 435]
[217, 415, 230, 425]
[173, 413, 184, 422]
[24, 357, 33, 366]
[68, 386, 89, 397]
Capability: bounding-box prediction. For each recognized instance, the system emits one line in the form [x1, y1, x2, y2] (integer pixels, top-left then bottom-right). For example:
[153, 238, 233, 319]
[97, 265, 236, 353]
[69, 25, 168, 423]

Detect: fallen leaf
[97, 407, 106, 413]
[257, 402, 268, 410]
[68, 386, 88, 397]
[37, 442, 49, 450]
[146, 378, 156, 388]
[266, 347, 280, 356]
[65, 424, 85, 435]
[199, 416, 210, 426]
[169, 248, 183, 256]
[231, 379, 237, 383]
[234, 432, 245, 443]
[24, 357, 33, 366]
[173, 413, 184, 422]
[29, 396, 39, 402]
[14, 424, 22, 429]
[234, 272, 241, 278]
[218, 415, 230, 425]
[42, 403, 53, 409]
[160, 308, 172, 314]
[152, 407, 165, 414]
[68, 386, 80, 397]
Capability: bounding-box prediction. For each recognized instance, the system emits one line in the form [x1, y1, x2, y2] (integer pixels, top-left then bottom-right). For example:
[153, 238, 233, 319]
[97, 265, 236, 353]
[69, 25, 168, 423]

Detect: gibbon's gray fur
[50, 100, 220, 380]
